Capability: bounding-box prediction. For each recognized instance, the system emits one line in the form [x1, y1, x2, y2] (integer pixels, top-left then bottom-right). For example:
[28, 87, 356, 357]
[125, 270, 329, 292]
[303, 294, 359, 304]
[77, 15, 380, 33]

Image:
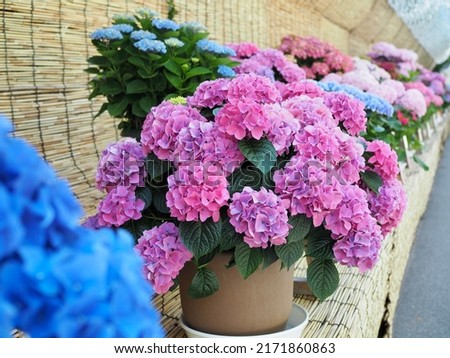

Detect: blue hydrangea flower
[196, 39, 236, 57]
[0, 116, 163, 338]
[133, 39, 167, 54]
[130, 30, 157, 41]
[152, 19, 180, 31]
[110, 24, 134, 34]
[90, 28, 123, 41]
[164, 37, 185, 48]
[136, 7, 159, 19]
[217, 65, 236, 78]
[180, 21, 207, 33]
[318, 81, 394, 116]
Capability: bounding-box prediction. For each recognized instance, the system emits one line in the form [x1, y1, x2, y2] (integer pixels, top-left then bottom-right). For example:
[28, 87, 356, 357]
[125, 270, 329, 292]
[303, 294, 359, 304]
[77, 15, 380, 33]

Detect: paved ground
[393, 137, 450, 338]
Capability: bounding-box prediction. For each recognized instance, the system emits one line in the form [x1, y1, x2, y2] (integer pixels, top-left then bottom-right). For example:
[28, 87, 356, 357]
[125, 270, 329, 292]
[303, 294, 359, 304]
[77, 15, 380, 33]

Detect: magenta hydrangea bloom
[227, 42, 260, 58]
[81, 214, 101, 229]
[141, 101, 206, 160]
[265, 103, 299, 155]
[323, 92, 367, 135]
[273, 155, 343, 227]
[226, 73, 281, 104]
[278, 80, 325, 100]
[175, 120, 244, 175]
[228, 187, 291, 248]
[365, 140, 400, 181]
[324, 185, 371, 236]
[187, 78, 230, 109]
[166, 164, 229, 222]
[404, 81, 443, 107]
[96, 137, 146, 192]
[135, 222, 193, 294]
[368, 179, 407, 235]
[97, 186, 144, 227]
[215, 98, 271, 140]
[332, 216, 383, 272]
[396, 89, 427, 118]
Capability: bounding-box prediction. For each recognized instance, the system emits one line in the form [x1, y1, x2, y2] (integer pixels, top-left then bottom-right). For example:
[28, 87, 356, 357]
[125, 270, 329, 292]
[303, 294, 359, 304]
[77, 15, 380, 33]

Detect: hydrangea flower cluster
[135, 223, 192, 294]
[0, 116, 163, 338]
[228, 42, 306, 84]
[279, 35, 353, 80]
[367, 42, 418, 78]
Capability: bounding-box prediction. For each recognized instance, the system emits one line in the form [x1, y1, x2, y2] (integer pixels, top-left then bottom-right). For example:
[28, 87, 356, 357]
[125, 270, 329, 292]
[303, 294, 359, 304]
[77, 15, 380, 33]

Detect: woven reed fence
[0, 0, 439, 337]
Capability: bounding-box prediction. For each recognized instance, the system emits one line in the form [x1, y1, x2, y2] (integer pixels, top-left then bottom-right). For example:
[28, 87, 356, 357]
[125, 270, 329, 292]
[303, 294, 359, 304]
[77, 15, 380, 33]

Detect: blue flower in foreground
[130, 30, 157, 41]
[318, 81, 394, 116]
[217, 65, 236, 78]
[152, 19, 180, 31]
[90, 28, 123, 41]
[0, 116, 163, 338]
[133, 39, 167, 54]
[111, 24, 134, 34]
[196, 39, 236, 57]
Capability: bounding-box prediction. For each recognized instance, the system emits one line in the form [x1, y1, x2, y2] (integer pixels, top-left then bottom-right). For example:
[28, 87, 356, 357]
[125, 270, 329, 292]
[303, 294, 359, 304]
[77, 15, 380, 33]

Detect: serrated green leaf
[287, 214, 311, 243]
[107, 98, 128, 117]
[262, 246, 279, 270]
[163, 59, 182, 77]
[179, 218, 222, 259]
[87, 55, 110, 67]
[165, 70, 183, 90]
[275, 241, 304, 269]
[234, 243, 263, 279]
[84, 67, 100, 74]
[307, 259, 339, 301]
[185, 66, 212, 79]
[151, 189, 170, 214]
[99, 79, 122, 95]
[305, 236, 334, 260]
[132, 101, 148, 117]
[188, 268, 219, 298]
[220, 217, 243, 251]
[139, 96, 155, 113]
[227, 167, 262, 195]
[361, 170, 383, 194]
[239, 138, 277, 175]
[93, 102, 108, 119]
[128, 56, 146, 68]
[126, 79, 148, 94]
[135, 186, 152, 210]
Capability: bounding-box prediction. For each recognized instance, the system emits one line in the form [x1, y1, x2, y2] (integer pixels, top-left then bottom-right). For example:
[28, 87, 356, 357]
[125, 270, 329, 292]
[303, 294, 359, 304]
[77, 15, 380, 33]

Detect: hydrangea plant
[87, 74, 407, 301]
[87, 8, 237, 138]
[0, 116, 163, 337]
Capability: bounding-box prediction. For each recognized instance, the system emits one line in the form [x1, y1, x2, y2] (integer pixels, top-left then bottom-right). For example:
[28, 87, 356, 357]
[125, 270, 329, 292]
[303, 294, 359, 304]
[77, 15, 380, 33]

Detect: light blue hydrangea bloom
[217, 65, 236, 78]
[164, 37, 185, 48]
[110, 24, 134, 34]
[180, 21, 207, 33]
[136, 7, 160, 19]
[130, 30, 157, 41]
[133, 39, 167, 54]
[152, 19, 180, 31]
[196, 39, 236, 57]
[90, 28, 123, 41]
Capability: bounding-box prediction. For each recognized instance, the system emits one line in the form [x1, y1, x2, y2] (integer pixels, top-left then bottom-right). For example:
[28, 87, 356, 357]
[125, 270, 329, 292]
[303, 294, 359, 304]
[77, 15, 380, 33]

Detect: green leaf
[179, 218, 222, 259]
[132, 101, 148, 117]
[135, 186, 152, 210]
[126, 79, 148, 94]
[128, 56, 146, 68]
[145, 153, 172, 181]
[413, 154, 429, 171]
[361, 170, 383, 194]
[165, 70, 183, 90]
[227, 167, 262, 195]
[151, 189, 170, 214]
[307, 259, 339, 301]
[220, 217, 243, 251]
[87, 55, 110, 67]
[107, 98, 128, 117]
[305, 236, 334, 260]
[188, 268, 219, 298]
[239, 138, 277, 175]
[99, 79, 122, 95]
[234, 243, 263, 279]
[185, 66, 212, 79]
[84, 67, 100, 74]
[275, 241, 304, 269]
[93, 102, 108, 119]
[163, 59, 182, 77]
[139, 96, 155, 113]
[287, 214, 311, 243]
[262, 246, 279, 270]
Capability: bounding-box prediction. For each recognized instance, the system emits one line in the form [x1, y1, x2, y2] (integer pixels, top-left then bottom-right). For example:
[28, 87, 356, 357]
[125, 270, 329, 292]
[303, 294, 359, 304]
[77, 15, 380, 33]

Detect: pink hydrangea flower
[365, 140, 400, 181]
[226, 73, 281, 104]
[95, 137, 146, 192]
[135, 222, 193, 294]
[228, 187, 291, 248]
[368, 179, 407, 235]
[324, 185, 371, 236]
[166, 164, 229, 222]
[311, 61, 330, 78]
[396, 89, 427, 118]
[265, 103, 299, 155]
[404, 81, 443, 107]
[273, 155, 343, 227]
[215, 98, 271, 140]
[323, 92, 367, 135]
[97, 186, 144, 227]
[341, 70, 379, 92]
[227, 42, 260, 58]
[283, 95, 337, 129]
[278, 80, 325, 100]
[332, 216, 383, 272]
[187, 78, 230, 109]
[81, 214, 101, 229]
[141, 101, 206, 160]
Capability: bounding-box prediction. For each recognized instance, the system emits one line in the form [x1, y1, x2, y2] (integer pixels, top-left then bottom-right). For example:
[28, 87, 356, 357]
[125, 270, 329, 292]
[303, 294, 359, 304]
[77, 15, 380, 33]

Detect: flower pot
[179, 253, 294, 336]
